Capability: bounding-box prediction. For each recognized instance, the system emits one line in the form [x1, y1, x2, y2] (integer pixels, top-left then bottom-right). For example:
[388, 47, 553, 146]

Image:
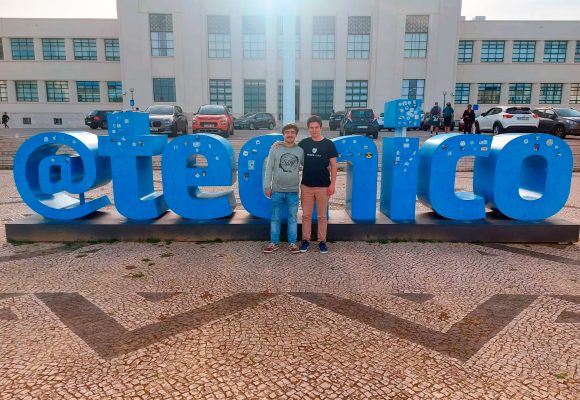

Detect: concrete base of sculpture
[5, 210, 579, 243]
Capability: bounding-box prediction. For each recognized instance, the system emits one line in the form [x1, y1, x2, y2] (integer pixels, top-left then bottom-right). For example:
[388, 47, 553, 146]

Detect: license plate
[357, 125, 368, 129]
[517, 117, 529, 120]
[202, 123, 214, 127]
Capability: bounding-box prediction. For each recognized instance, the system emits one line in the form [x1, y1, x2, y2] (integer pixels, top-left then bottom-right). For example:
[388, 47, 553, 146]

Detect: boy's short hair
[306, 115, 323, 128]
[282, 123, 299, 134]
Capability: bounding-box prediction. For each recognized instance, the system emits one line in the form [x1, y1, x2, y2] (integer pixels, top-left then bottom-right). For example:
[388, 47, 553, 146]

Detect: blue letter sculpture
[13, 131, 111, 219]
[418, 134, 491, 220]
[332, 135, 378, 221]
[238, 134, 284, 219]
[474, 134, 573, 220]
[98, 112, 168, 220]
[162, 134, 236, 219]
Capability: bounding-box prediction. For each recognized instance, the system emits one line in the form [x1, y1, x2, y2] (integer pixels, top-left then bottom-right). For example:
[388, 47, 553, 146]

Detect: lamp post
[443, 90, 447, 105]
[129, 88, 135, 110]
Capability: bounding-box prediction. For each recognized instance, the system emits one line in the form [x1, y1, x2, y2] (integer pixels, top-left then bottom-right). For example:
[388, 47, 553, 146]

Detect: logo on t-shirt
[279, 153, 300, 173]
[312, 148, 317, 154]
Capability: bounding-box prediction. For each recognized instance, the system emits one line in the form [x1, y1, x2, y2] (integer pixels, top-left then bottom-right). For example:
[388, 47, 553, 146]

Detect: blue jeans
[270, 191, 299, 244]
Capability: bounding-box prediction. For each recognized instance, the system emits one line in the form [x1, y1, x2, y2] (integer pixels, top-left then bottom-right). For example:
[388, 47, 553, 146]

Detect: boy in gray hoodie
[263, 123, 304, 253]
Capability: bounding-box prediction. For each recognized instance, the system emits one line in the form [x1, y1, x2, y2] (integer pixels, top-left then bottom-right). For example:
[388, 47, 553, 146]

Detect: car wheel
[90, 123, 98, 129]
[268, 122, 274, 130]
[249, 123, 255, 130]
[222, 129, 229, 138]
[475, 122, 481, 134]
[100, 121, 108, 130]
[554, 125, 566, 139]
[229, 124, 234, 135]
[493, 123, 503, 135]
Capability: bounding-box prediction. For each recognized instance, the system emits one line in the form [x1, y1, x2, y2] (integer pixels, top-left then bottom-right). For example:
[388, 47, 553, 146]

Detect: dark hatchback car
[85, 110, 115, 129]
[532, 107, 580, 139]
[339, 108, 380, 139]
[233, 112, 276, 130]
[146, 105, 188, 137]
[329, 111, 345, 130]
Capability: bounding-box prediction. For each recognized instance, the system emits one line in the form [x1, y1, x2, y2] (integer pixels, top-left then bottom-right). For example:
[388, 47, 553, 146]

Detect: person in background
[442, 102, 454, 133]
[462, 104, 476, 134]
[2, 112, 9, 128]
[429, 102, 441, 136]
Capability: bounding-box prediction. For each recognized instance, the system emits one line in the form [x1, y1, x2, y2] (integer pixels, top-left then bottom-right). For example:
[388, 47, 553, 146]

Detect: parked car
[474, 106, 538, 135]
[233, 112, 276, 130]
[191, 104, 234, 137]
[146, 105, 188, 137]
[339, 108, 380, 139]
[532, 107, 580, 139]
[85, 110, 116, 130]
[329, 110, 345, 130]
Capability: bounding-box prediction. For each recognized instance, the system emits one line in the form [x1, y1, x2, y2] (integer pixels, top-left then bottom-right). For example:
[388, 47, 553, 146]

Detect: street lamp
[443, 90, 447, 105]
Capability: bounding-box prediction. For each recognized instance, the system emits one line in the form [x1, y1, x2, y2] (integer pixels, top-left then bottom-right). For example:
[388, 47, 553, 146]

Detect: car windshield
[505, 107, 531, 115]
[241, 113, 256, 119]
[88, 111, 98, 116]
[351, 110, 374, 119]
[555, 108, 580, 117]
[146, 105, 173, 115]
[198, 105, 225, 115]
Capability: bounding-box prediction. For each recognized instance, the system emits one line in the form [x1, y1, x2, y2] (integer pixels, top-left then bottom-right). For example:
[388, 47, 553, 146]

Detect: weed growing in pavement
[160, 252, 173, 258]
[126, 271, 145, 278]
[141, 258, 151, 262]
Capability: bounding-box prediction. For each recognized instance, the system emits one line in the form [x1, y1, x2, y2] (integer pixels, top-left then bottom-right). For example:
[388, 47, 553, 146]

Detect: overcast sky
[1, 0, 580, 20]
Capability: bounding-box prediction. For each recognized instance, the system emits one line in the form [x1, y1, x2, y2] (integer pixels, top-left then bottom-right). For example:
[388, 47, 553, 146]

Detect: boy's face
[283, 129, 297, 144]
[308, 122, 322, 137]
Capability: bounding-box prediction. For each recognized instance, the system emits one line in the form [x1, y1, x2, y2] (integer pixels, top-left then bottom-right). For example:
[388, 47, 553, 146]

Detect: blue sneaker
[299, 240, 310, 253]
[318, 241, 328, 254]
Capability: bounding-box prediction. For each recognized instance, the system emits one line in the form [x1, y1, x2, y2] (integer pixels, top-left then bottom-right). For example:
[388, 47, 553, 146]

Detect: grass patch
[126, 271, 145, 279]
[165, 240, 173, 245]
[8, 240, 34, 246]
[160, 252, 173, 258]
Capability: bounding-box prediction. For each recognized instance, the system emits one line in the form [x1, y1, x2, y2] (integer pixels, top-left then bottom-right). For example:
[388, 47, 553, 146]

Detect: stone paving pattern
[0, 170, 579, 399]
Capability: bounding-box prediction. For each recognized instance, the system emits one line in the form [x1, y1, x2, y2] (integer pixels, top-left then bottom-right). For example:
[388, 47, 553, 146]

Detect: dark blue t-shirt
[299, 137, 338, 187]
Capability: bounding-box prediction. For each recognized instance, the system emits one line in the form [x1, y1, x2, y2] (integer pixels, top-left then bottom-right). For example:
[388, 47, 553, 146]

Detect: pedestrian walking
[429, 102, 441, 136]
[2, 112, 9, 128]
[462, 104, 476, 134]
[442, 102, 454, 133]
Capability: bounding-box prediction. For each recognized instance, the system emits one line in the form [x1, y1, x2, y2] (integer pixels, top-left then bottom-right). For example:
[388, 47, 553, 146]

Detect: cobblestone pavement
[0, 170, 579, 399]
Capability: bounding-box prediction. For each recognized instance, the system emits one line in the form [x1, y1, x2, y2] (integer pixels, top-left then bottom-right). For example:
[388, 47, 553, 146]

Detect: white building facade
[0, 0, 579, 127]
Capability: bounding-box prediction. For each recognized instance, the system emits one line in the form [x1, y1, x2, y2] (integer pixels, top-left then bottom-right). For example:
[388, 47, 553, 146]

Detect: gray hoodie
[263, 144, 304, 193]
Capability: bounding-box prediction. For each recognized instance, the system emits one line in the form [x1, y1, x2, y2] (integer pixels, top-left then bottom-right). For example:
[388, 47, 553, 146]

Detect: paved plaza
[0, 152, 579, 398]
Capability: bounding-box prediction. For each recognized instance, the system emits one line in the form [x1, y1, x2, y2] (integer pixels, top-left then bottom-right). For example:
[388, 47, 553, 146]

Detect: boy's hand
[327, 184, 335, 196]
[265, 190, 272, 198]
[271, 141, 283, 149]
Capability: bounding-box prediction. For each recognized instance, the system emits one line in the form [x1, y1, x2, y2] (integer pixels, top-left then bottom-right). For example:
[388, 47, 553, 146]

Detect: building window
[11, 38, 35, 60]
[312, 16, 335, 59]
[244, 80, 266, 113]
[107, 81, 122, 103]
[512, 41, 535, 62]
[243, 16, 266, 59]
[277, 16, 300, 59]
[73, 39, 97, 60]
[311, 80, 334, 120]
[0, 39, 3, 60]
[46, 81, 69, 102]
[575, 41, 580, 63]
[209, 79, 232, 109]
[53, 118, 62, 125]
[277, 80, 300, 120]
[42, 39, 66, 60]
[0, 81, 7, 102]
[150, 14, 174, 57]
[76, 81, 100, 102]
[404, 15, 429, 58]
[104, 39, 120, 61]
[346, 80, 368, 108]
[544, 41, 567, 63]
[347, 16, 370, 59]
[23, 117, 31, 125]
[15, 81, 38, 102]
[455, 83, 470, 104]
[153, 78, 176, 102]
[508, 83, 532, 104]
[477, 83, 501, 104]
[539, 83, 563, 104]
[401, 79, 425, 101]
[481, 41, 505, 63]
[570, 83, 580, 104]
[208, 16, 231, 59]
[457, 41, 473, 63]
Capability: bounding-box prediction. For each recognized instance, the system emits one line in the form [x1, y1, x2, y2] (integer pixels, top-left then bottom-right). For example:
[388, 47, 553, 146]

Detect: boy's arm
[327, 157, 338, 196]
[263, 148, 276, 197]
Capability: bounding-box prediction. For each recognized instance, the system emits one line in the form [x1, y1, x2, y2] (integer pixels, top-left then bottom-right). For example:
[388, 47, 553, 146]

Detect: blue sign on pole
[473, 104, 479, 111]
[129, 99, 135, 108]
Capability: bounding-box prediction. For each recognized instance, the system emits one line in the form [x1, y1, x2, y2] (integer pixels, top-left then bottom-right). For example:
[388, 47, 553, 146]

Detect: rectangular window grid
[312, 34, 335, 59]
[73, 39, 97, 60]
[15, 81, 38, 102]
[150, 14, 174, 57]
[11, 38, 35, 60]
[243, 34, 266, 59]
[402, 79, 425, 101]
[23, 117, 31, 125]
[208, 16, 231, 59]
[481, 41, 505, 62]
[508, 83, 532, 104]
[209, 79, 232, 109]
[544, 41, 567, 63]
[311, 80, 334, 120]
[46, 81, 69, 102]
[512, 41, 535, 62]
[104, 39, 120, 61]
[244, 80, 266, 114]
[76, 81, 100, 102]
[347, 35, 370, 59]
[458, 41, 473, 63]
[454, 83, 470, 104]
[107, 81, 122, 103]
[346, 80, 368, 108]
[477, 83, 501, 104]
[54, 118, 63, 125]
[153, 78, 176, 102]
[404, 33, 428, 58]
[570, 83, 580, 104]
[0, 81, 7, 102]
[42, 39, 66, 60]
[575, 42, 580, 63]
[539, 83, 563, 104]
[277, 80, 300, 120]
[0, 39, 4, 60]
